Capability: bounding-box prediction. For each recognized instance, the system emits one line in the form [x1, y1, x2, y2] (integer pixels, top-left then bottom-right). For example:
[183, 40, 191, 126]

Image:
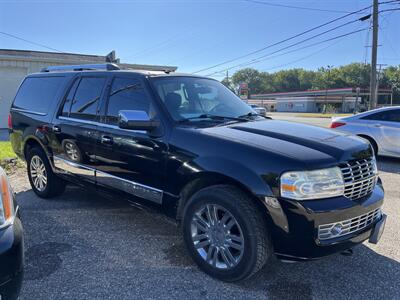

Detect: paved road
[268, 112, 332, 128]
[8, 155, 400, 300]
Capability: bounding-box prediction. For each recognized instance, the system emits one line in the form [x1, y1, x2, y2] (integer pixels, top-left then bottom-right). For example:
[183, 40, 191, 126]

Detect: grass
[0, 141, 16, 160]
[295, 113, 352, 118]
[0, 141, 24, 173]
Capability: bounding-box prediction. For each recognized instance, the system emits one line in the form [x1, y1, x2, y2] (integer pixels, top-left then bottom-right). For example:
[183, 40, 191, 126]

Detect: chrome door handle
[374, 123, 382, 127]
[53, 125, 61, 133]
[101, 136, 113, 145]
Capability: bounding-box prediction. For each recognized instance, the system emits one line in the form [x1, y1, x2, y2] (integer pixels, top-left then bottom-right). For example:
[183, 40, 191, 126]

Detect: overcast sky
[0, 0, 399, 78]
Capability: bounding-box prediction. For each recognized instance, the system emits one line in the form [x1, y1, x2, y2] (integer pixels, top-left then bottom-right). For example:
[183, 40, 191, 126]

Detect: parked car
[330, 106, 400, 158]
[9, 64, 386, 282]
[250, 104, 267, 117]
[0, 167, 24, 300]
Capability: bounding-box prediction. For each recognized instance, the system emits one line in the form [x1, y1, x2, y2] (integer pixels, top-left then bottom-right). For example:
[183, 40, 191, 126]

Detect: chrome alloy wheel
[191, 204, 244, 269]
[65, 142, 79, 161]
[30, 155, 47, 191]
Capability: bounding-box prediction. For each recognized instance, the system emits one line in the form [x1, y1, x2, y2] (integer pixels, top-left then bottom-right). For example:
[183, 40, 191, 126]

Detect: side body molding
[53, 156, 163, 204]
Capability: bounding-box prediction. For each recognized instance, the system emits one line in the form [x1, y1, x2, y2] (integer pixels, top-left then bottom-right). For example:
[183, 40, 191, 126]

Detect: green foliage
[221, 76, 235, 92]
[0, 142, 16, 160]
[228, 63, 400, 99]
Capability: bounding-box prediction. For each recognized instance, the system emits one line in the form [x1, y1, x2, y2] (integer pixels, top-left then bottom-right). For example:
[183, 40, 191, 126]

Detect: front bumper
[0, 216, 24, 300]
[269, 183, 384, 261]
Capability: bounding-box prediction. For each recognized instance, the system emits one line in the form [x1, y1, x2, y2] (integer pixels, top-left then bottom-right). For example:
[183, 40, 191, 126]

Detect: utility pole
[369, 0, 379, 109]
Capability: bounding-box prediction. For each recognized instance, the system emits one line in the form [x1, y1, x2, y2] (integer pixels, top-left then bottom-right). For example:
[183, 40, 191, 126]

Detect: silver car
[250, 104, 267, 117]
[330, 106, 400, 158]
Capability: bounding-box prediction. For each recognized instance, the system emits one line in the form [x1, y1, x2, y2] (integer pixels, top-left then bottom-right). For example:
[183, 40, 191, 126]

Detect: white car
[330, 106, 400, 158]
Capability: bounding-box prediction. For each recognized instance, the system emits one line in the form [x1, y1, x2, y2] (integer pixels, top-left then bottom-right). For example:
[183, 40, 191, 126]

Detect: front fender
[177, 156, 274, 197]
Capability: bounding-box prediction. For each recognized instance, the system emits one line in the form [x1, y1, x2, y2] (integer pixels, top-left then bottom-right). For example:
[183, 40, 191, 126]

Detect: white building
[0, 49, 176, 128]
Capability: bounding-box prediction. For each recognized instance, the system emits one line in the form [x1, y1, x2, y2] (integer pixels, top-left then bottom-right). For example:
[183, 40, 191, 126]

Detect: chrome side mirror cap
[118, 110, 160, 131]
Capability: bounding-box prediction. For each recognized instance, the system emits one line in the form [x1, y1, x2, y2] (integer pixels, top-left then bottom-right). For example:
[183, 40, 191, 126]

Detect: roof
[0, 48, 178, 72]
[252, 87, 393, 99]
[0, 48, 107, 62]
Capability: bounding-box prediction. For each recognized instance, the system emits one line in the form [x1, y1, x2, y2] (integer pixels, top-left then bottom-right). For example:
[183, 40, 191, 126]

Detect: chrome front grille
[318, 208, 381, 240]
[340, 157, 377, 200]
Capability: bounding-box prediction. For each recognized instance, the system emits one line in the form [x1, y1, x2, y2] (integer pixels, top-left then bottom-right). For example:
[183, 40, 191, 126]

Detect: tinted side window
[386, 110, 400, 122]
[70, 77, 106, 120]
[362, 110, 400, 122]
[106, 77, 153, 125]
[61, 79, 80, 117]
[13, 76, 65, 114]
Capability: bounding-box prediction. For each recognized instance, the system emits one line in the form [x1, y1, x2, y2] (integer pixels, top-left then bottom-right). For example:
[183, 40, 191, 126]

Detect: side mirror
[118, 110, 160, 131]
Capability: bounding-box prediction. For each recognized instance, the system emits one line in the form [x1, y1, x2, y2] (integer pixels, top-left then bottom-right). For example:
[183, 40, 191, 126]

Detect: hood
[200, 120, 372, 167]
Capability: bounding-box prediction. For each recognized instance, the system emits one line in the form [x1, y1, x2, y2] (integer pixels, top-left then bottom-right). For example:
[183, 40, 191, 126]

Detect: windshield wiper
[178, 114, 248, 123]
[238, 112, 271, 120]
[237, 112, 259, 119]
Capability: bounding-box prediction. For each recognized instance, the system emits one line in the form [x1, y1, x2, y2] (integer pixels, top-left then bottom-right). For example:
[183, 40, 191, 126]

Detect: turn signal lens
[0, 168, 14, 225]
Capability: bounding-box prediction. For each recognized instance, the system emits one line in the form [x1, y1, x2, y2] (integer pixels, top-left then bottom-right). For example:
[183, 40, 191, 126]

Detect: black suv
[9, 63, 386, 282]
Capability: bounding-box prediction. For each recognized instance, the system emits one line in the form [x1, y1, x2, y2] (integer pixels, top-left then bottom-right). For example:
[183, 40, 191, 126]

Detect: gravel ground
[7, 155, 399, 300]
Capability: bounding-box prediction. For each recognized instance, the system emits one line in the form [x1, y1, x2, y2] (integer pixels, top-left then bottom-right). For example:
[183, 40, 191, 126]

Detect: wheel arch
[175, 171, 271, 225]
[357, 134, 378, 155]
[23, 136, 53, 161]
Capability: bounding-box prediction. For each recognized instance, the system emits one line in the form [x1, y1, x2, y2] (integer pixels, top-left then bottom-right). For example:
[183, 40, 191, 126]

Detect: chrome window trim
[58, 116, 146, 133]
[11, 107, 47, 116]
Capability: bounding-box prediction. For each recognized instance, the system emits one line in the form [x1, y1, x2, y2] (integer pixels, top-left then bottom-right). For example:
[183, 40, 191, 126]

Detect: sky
[0, 0, 399, 79]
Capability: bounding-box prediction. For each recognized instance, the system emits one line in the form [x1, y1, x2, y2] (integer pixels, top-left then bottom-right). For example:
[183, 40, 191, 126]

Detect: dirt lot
[8, 155, 400, 300]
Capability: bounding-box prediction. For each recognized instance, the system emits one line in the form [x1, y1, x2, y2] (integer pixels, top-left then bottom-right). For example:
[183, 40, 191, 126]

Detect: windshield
[150, 76, 254, 121]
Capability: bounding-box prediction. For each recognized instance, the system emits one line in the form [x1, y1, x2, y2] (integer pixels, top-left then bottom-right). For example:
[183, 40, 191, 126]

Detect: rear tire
[182, 185, 272, 282]
[27, 147, 66, 198]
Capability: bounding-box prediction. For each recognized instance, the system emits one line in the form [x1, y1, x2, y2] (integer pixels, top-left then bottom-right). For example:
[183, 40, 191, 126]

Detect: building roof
[252, 87, 392, 99]
[0, 48, 177, 72]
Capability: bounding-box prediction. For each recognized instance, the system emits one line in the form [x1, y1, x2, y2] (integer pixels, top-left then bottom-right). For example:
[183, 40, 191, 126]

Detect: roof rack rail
[41, 63, 120, 72]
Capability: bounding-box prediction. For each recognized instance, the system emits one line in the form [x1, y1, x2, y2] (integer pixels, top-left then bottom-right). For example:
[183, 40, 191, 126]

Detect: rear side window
[13, 76, 64, 114]
[69, 77, 106, 120]
[361, 110, 400, 122]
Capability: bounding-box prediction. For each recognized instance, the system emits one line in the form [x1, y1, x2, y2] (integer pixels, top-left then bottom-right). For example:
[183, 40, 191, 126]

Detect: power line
[242, 0, 354, 14]
[206, 27, 368, 76]
[0, 31, 64, 53]
[379, 8, 400, 12]
[192, 5, 372, 74]
[261, 40, 347, 72]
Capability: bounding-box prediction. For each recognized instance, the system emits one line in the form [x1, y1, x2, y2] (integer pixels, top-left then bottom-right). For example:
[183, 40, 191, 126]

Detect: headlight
[280, 167, 344, 200]
[0, 168, 15, 227]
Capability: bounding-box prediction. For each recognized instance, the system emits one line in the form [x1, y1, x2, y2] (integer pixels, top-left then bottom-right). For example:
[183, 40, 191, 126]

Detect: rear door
[50, 75, 108, 183]
[94, 74, 167, 204]
[362, 109, 400, 156]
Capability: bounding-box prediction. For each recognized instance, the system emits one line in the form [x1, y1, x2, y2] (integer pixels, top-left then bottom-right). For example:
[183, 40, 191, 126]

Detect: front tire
[27, 147, 66, 198]
[182, 185, 272, 282]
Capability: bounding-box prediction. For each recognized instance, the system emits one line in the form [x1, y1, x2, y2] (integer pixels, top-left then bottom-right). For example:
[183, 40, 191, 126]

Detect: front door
[50, 75, 107, 183]
[95, 75, 167, 204]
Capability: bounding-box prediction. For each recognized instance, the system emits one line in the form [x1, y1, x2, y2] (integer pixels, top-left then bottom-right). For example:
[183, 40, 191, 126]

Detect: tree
[231, 68, 265, 94]
[221, 76, 235, 92]
[226, 63, 400, 103]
